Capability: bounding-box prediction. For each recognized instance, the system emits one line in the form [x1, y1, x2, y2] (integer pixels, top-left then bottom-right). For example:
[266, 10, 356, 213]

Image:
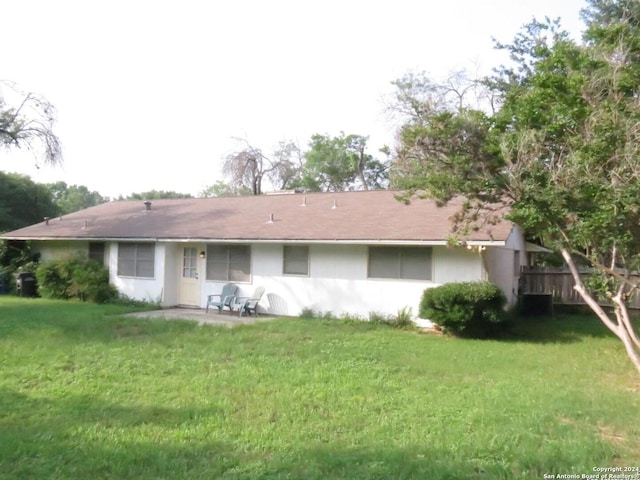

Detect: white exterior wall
[434, 246, 486, 284]
[162, 243, 179, 307]
[114, 242, 489, 318]
[109, 242, 166, 304]
[32, 240, 89, 261]
[483, 226, 526, 306]
[31, 237, 518, 316]
[214, 243, 487, 318]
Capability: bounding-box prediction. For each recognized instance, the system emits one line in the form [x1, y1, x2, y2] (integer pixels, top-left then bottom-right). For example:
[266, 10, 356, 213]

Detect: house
[1, 190, 527, 317]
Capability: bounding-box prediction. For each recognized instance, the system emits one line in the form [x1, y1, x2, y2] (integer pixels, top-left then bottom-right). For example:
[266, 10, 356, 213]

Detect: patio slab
[124, 308, 275, 327]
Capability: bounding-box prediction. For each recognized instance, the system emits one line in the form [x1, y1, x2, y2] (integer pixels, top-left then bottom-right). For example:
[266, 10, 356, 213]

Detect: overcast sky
[2, 0, 587, 199]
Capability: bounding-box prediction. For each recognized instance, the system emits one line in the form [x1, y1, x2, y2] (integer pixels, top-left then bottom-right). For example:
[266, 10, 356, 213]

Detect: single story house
[2, 190, 527, 318]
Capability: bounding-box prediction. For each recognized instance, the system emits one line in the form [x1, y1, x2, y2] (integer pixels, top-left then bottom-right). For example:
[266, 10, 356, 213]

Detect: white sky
[2, 0, 587, 199]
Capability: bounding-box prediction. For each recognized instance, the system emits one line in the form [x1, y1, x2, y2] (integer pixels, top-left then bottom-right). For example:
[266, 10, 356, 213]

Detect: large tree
[0, 172, 59, 232]
[0, 82, 62, 166]
[390, 71, 499, 204]
[392, 0, 640, 374]
[223, 139, 303, 195]
[299, 133, 388, 192]
[48, 181, 108, 214]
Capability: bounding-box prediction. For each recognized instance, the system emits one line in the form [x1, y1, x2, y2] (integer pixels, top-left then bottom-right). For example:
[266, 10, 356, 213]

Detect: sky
[2, 0, 588, 199]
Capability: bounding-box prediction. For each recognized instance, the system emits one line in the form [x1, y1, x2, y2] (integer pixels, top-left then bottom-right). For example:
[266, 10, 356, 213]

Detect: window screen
[368, 246, 432, 280]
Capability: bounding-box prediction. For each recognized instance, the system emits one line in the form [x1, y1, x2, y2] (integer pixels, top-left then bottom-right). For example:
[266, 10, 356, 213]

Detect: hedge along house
[2, 190, 526, 317]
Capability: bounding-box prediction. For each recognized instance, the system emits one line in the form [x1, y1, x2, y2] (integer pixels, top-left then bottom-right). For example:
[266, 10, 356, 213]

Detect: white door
[178, 245, 201, 306]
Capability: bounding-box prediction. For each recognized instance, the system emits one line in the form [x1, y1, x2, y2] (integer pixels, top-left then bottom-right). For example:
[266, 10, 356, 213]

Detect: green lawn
[0, 297, 638, 479]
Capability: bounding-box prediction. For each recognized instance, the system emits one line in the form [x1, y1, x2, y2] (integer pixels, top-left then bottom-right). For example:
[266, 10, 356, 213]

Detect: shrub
[368, 311, 390, 324]
[110, 294, 161, 309]
[300, 306, 417, 330]
[299, 307, 319, 319]
[36, 254, 117, 303]
[0, 240, 40, 294]
[420, 281, 507, 337]
[394, 306, 414, 328]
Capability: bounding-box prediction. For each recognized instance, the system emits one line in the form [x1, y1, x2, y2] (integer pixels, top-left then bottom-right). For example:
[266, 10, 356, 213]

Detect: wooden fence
[520, 267, 640, 310]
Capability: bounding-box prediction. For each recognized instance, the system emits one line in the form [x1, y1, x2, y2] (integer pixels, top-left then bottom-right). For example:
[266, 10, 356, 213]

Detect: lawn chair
[233, 286, 265, 317]
[206, 283, 238, 314]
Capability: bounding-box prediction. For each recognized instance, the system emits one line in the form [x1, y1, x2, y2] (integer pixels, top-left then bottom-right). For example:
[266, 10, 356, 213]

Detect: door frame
[177, 243, 202, 307]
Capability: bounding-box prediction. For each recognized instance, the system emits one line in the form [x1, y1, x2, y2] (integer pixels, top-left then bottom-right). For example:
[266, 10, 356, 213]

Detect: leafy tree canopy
[298, 133, 388, 192]
[390, 0, 640, 374]
[118, 190, 194, 200]
[47, 181, 108, 214]
[0, 171, 59, 232]
[199, 180, 252, 198]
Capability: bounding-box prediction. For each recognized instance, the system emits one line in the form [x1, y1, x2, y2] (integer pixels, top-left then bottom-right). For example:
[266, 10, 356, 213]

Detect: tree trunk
[561, 248, 640, 376]
[355, 145, 368, 191]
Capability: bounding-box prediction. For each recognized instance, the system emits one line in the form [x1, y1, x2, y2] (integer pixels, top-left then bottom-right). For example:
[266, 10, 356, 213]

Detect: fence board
[520, 267, 640, 309]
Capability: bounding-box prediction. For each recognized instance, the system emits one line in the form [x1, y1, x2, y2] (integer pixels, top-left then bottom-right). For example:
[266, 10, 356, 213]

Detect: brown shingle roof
[2, 190, 513, 244]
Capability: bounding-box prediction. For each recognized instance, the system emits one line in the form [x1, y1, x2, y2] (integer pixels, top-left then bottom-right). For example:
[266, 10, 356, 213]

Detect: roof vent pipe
[144, 201, 152, 211]
[300, 195, 307, 207]
[267, 213, 275, 224]
[44, 217, 50, 225]
[332, 199, 338, 209]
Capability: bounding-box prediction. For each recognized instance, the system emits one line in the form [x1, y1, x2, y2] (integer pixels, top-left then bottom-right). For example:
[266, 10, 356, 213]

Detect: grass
[0, 297, 638, 479]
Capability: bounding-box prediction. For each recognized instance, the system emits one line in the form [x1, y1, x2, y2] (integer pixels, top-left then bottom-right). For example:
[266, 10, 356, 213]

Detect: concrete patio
[124, 307, 276, 327]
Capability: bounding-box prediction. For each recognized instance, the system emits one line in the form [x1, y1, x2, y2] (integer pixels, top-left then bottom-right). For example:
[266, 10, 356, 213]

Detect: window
[283, 245, 309, 275]
[89, 242, 105, 264]
[183, 247, 198, 278]
[206, 245, 250, 282]
[368, 246, 432, 280]
[117, 243, 155, 278]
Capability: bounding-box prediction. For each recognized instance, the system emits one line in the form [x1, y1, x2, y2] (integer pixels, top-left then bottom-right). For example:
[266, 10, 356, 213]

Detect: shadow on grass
[0, 387, 226, 430]
[0, 386, 563, 479]
[445, 310, 623, 344]
[0, 297, 198, 343]
[500, 313, 620, 344]
[0, 387, 229, 478]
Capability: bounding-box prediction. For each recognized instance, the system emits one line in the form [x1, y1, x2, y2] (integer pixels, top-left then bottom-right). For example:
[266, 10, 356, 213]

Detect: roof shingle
[2, 190, 513, 244]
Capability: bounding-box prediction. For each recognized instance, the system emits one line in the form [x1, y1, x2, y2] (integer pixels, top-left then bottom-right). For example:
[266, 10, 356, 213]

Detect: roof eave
[6, 236, 507, 246]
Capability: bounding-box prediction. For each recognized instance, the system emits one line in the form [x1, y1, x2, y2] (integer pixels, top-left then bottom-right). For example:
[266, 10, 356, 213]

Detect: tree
[223, 138, 303, 195]
[299, 133, 388, 192]
[0, 171, 59, 232]
[199, 181, 251, 198]
[118, 190, 193, 200]
[0, 239, 39, 293]
[0, 82, 62, 166]
[391, 1, 640, 375]
[48, 181, 108, 214]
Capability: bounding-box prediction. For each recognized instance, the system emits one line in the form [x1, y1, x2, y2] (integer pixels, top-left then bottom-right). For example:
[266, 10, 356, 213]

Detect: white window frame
[283, 245, 309, 276]
[117, 243, 155, 278]
[368, 246, 433, 281]
[206, 244, 251, 282]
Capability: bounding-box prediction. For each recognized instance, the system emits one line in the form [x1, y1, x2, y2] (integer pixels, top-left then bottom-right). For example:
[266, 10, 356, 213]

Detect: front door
[178, 245, 200, 307]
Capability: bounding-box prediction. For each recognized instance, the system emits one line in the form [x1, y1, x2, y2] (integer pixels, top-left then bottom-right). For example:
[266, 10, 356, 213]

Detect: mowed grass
[0, 298, 638, 479]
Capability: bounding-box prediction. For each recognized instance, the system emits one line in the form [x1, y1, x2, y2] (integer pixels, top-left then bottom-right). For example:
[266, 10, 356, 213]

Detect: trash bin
[16, 272, 38, 298]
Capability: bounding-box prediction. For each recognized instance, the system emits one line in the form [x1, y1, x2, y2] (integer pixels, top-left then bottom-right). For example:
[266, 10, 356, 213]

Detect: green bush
[36, 254, 117, 303]
[420, 281, 507, 337]
[394, 306, 414, 328]
[0, 240, 40, 294]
